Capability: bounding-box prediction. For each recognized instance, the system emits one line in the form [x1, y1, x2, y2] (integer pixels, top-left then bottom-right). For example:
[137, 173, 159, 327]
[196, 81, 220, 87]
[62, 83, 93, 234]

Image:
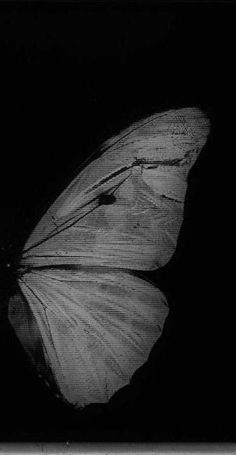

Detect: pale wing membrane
[10, 107, 210, 408]
[21, 107, 210, 271]
[11, 269, 168, 408]
[8, 291, 61, 397]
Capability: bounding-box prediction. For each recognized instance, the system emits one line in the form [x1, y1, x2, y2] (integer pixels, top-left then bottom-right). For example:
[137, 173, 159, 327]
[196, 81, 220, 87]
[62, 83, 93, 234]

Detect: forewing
[21, 107, 210, 271]
[10, 269, 168, 408]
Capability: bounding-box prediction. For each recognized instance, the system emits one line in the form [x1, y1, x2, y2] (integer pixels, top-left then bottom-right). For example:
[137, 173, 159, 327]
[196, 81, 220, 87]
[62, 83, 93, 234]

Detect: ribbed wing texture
[9, 269, 168, 408]
[21, 108, 210, 271]
[8, 107, 210, 408]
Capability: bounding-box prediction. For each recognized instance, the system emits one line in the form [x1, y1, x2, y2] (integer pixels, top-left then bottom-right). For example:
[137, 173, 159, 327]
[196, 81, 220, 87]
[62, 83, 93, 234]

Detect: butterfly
[7, 107, 210, 409]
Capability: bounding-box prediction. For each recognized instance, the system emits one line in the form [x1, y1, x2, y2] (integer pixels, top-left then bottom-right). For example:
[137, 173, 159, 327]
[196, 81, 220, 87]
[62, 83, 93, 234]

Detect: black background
[0, 1, 234, 443]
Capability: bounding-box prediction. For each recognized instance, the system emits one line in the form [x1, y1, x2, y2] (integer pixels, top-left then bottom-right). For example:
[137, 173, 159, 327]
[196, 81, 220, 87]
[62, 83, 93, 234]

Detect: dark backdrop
[0, 1, 234, 443]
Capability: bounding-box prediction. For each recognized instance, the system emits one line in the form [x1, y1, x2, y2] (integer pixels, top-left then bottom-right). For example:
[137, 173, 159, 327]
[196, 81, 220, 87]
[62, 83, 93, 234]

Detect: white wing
[9, 107, 210, 408]
[9, 268, 168, 408]
[21, 107, 210, 271]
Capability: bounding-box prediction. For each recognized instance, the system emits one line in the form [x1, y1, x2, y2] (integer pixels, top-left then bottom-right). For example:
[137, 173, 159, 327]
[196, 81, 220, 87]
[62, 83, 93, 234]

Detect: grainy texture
[9, 107, 210, 408]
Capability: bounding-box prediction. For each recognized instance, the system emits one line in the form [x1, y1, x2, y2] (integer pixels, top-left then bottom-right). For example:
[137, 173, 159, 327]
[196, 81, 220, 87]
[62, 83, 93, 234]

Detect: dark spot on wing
[97, 193, 116, 206]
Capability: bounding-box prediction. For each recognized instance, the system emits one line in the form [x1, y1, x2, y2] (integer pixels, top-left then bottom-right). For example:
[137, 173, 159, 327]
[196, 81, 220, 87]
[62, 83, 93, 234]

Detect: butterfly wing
[21, 107, 210, 271]
[9, 268, 168, 408]
[9, 107, 210, 407]
[8, 290, 60, 397]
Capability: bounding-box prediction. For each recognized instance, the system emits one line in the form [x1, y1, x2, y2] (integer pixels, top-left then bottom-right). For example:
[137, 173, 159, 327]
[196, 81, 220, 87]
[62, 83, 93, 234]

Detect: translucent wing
[9, 269, 168, 408]
[21, 107, 210, 271]
[9, 107, 210, 408]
